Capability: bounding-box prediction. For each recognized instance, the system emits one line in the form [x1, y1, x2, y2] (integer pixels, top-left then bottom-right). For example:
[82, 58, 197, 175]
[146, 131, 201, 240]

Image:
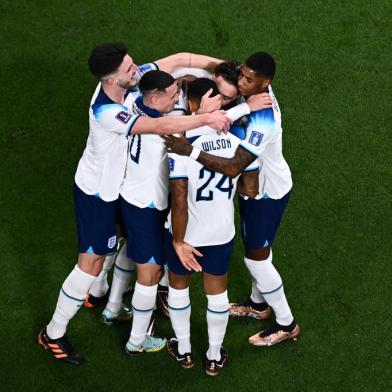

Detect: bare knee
[203, 273, 227, 295]
[245, 246, 271, 261]
[169, 271, 191, 290]
[77, 253, 105, 276]
[136, 264, 163, 286]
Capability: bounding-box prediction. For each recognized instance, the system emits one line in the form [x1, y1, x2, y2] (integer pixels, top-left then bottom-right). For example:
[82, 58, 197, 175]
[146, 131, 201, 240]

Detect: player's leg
[85, 250, 116, 308]
[164, 229, 194, 368]
[121, 200, 167, 354]
[166, 272, 193, 368]
[203, 273, 229, 376]
[101, 241, 134, 324]
[229, 196, 272, 320]
[157, 266, 169, 317]
[201, 240, 233, 376]
[87, 206, 130, 307]
[240, 193, 300, 346]
[157, 208, 171, 317]
[39, 183, 118, 364]
[126, 263, 165, 354]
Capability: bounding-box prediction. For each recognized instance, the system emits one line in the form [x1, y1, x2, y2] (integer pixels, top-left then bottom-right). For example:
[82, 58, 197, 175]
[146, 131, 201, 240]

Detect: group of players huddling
[38, 42, 300, 376]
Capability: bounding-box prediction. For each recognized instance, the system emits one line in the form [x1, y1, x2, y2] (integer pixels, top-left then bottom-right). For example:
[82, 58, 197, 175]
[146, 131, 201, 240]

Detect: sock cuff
[206, 291, 229, 312]
[134, 282, 158, 296]
[74, 265, 97, 281]
[168, 287, 190, 309]
[244, 250, 272, 266]
[169, 286, 190, 298]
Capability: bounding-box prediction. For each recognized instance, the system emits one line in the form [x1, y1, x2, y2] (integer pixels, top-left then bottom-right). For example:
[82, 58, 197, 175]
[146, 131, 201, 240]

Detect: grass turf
[0, 0, 391, 391]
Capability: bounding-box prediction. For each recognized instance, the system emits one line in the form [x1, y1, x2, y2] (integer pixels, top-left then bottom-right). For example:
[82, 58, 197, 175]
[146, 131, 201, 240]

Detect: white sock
[159, 266, 169, 287]
[106, 244, 135, 314]
[89, 253, 116, 297]
[47, 265, 96, 339]
[168, 286, 191, 354]
[206, 291, 229, 361]
[128, 282, 157, 346]
[250, 276, 266, 304]
[244, 251, 293, 326]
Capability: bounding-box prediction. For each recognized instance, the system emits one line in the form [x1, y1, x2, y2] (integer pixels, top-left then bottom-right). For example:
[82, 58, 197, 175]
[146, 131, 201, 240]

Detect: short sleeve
[137, 63, 159, 76]
[239, 109, 275, 157]
[95, 104, 140, 136]
[168, 152, 188, 180]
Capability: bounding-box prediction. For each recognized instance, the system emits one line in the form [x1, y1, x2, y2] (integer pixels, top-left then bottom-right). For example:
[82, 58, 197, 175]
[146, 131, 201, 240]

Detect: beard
[118, 77, 137, 89]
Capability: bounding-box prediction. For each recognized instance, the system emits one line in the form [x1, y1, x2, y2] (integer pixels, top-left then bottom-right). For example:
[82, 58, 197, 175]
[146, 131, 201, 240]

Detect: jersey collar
[135, 96, 162, 118]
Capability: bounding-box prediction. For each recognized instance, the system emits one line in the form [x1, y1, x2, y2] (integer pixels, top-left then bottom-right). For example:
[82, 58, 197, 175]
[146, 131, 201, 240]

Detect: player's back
[169, 133, 257, 247]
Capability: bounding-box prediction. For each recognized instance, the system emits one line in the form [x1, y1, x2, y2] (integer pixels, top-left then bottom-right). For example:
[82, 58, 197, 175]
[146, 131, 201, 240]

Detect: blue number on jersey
[129, 134, 141, 163]
[196, 168, 233, 201]
[216, 175, 234, 199]
[196, 168, 215, 201]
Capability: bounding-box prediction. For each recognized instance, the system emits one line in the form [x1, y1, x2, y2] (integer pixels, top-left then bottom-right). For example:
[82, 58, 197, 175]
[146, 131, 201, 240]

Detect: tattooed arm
[237, 170, 259, 198]
[163, 134, 257, 178]
[170, 179, 203, 272]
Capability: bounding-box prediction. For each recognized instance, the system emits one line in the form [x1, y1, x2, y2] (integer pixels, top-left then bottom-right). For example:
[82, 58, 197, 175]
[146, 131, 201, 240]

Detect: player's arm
[183, 93, 273, 137]
[170, 179, 203, 272]
[130, 110, 231, 135]
[155, 53, 224, 74]
[237, 171, 259, 199]
[163, 134, 257, 178]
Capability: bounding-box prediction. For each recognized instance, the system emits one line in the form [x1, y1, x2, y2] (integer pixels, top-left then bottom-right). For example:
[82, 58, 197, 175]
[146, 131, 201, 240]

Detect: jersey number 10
[129, 134, 141, 164]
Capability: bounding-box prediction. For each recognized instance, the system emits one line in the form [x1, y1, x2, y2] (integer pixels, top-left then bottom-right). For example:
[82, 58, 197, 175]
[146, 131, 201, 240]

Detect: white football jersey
[74, 63, 158, 202]
[168, 133, 259, 246]
[239, 86, 292, 199]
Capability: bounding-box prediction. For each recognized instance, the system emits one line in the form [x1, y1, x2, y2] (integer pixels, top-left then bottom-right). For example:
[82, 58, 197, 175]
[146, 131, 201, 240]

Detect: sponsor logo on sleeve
[168, 157, 175, 172]
[115, 111, 132, 124]
[248, 131, 264, 146]
[108, 235, 117, 249]
[138, 63, 154, 74]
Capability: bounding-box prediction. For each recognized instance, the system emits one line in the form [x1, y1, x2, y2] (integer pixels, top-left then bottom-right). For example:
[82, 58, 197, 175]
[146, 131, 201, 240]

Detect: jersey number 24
[196, 168, 234, 201]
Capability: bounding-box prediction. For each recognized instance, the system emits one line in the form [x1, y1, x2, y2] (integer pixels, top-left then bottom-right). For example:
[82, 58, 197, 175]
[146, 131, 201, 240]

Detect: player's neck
[142, 99, 163, 115]
[102, 83, 126, 105]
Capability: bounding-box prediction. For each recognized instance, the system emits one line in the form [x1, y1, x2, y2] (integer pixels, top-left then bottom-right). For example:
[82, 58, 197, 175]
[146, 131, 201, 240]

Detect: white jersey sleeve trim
[126, 115, 141, 136]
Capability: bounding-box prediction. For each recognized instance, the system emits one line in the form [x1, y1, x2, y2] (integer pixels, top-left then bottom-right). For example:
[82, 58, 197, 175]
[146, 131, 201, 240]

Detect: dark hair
[138, 70, 175, 94]
[88, 42, 128, 79]
[245, 52, 276, 79]
[187, 78, 219, 104]
[214, 61, 241, 86]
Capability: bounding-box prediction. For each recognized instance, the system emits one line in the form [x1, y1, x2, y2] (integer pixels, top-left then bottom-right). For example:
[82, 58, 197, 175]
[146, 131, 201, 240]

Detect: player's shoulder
[248, 107, 275, 126]
[91, 86, 127, 120]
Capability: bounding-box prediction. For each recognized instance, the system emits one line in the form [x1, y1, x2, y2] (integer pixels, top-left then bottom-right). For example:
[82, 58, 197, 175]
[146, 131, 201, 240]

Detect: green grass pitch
[0, 0, 391, 391]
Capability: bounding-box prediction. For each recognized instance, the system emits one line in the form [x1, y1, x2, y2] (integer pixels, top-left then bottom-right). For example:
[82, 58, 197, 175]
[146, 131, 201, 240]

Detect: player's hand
[162, 133, 193, 156]
[205, 110, 232, 133]
[196, 88, 222, 114]
[173, 241, 203, 272]
[246, 93, 272, 112]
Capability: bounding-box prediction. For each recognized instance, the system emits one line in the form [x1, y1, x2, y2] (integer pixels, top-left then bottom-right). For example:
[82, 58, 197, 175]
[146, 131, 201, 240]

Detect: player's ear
[105, 77, 116, 86]
[261, 78, 271, 89]
[188, 99, 198, 114]
[152, 94, 159, 105]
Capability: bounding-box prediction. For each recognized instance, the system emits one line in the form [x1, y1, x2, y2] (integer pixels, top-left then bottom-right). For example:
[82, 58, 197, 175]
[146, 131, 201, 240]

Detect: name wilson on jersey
[201, 138, 232, 152]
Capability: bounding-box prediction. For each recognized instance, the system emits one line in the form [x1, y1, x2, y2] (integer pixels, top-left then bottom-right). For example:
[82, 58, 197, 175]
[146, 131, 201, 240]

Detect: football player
[165, 78, 259, 375]
[163, 52, 300, 348]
